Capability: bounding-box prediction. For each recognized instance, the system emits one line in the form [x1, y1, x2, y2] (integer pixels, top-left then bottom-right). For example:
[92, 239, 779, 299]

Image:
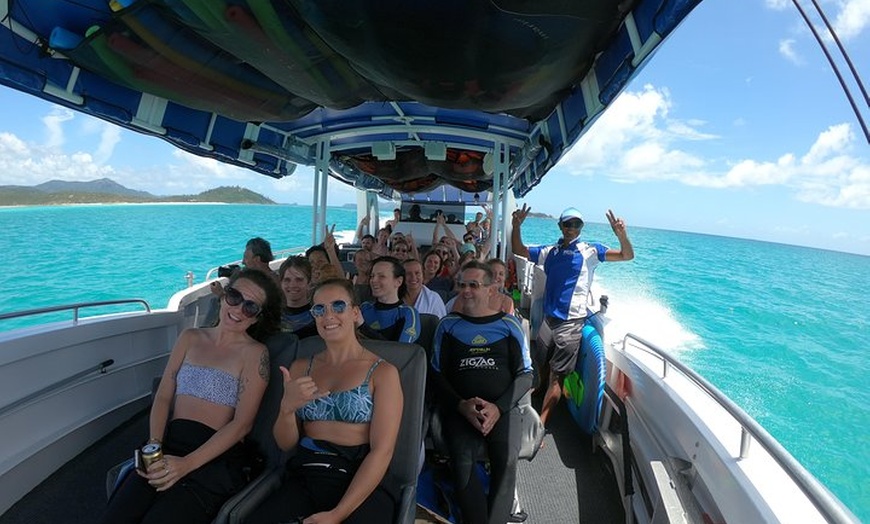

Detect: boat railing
[620, 333, 858, 524]
[0, 358, 115, 419]
[0, 299, 151, 325]
[201, 246, 308, 282]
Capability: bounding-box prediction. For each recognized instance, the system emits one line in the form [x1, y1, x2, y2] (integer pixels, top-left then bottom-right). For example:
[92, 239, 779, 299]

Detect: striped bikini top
[175, 362, 239, 408]
[297, 357, 383, 424]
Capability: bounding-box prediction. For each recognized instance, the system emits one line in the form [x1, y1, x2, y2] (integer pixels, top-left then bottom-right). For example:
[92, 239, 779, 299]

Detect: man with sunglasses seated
[431, 261, 533, 524]
[511, 206, 634, 427]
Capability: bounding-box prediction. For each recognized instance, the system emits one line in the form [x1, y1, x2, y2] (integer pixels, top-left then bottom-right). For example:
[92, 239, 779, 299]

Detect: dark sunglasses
[560, 219, 583, 229]
[457, 280, 487, 290]
[224, 286, 262, 318]
[310, 300, 349, 317]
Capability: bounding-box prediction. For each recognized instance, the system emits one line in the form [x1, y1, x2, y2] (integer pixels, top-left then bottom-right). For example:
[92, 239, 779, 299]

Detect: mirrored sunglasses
[560, 219, 583, 229]
[224, 286, 262, 318]
[310, 300, 349, 317]
[457, 280, 487, 290]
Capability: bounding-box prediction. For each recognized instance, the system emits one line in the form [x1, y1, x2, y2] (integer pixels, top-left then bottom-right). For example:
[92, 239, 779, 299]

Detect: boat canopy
[0, 0, 703, 200]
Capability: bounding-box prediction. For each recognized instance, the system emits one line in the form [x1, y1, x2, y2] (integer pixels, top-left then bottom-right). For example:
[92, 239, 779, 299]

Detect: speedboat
[0, 1, 861, 522]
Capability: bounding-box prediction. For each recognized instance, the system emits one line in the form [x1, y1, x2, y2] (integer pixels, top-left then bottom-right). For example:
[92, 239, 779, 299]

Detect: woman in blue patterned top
[249, 278, 403, 523]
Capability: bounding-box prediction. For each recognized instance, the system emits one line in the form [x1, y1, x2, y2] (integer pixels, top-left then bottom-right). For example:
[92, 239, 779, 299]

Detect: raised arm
[406, 232, 421, 261]
[432, 213, 443, 247]
[604, 209, 634, 262]
[317, 362, 403, 522]
[354, 214, 370, 244]
[510, 204, 531, 258]
[323, 225, 346, 275]
[477, 206, 494, 260]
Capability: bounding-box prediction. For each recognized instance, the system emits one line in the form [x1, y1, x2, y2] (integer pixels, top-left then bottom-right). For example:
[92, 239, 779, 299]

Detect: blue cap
[559, 207, 583, 223]
[460, 242, 476, 254]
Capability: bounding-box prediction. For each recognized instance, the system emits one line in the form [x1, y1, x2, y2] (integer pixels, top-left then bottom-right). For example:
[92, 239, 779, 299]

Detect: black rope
[791, 0, 870, 143]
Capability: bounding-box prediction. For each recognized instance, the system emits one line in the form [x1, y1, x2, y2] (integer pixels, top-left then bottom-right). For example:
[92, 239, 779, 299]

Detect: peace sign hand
[606, 209, 628, 237]
[512, 204, 531, 227]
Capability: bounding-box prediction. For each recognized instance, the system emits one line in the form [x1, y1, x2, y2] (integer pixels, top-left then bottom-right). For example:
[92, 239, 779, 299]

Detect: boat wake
[594, 281, 703, 355]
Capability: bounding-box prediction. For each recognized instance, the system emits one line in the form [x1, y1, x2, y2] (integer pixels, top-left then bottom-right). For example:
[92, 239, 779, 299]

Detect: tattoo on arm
[258, 350, 270, 382]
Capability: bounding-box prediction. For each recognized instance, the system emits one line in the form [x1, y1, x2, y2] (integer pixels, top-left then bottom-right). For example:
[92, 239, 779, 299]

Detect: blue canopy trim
[0, 0, 703, 197]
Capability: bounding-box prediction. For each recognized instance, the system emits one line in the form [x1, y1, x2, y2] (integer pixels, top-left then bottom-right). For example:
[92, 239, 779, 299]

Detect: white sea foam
[594, 280, 703, 355]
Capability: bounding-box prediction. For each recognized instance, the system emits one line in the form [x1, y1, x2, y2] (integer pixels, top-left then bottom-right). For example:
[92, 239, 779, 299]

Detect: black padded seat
[211, 332, 306, 522]
[219, 337, 427, 524]
[427, 389, 543, 463]
[416, 313, 440, 361]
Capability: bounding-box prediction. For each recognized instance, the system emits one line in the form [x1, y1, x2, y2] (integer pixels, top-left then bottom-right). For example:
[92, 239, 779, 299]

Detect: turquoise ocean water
[1, 203, 867, 520]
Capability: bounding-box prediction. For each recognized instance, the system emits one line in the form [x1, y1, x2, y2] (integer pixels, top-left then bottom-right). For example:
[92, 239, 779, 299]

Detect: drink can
[140, 442, 163, 469]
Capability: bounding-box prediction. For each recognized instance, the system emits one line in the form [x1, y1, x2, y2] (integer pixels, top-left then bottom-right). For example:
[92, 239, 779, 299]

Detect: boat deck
[1, 397, 623, 524]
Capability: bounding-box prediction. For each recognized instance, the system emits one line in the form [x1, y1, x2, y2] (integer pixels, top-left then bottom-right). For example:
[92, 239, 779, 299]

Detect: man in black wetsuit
[431, 261, 533, 524]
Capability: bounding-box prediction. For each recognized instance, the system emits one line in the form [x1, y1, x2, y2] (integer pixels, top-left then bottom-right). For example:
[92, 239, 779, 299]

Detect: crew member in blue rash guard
[431, 261, 533, 524]
[511, 206, 634, 426]
[360, 256, 420, 343]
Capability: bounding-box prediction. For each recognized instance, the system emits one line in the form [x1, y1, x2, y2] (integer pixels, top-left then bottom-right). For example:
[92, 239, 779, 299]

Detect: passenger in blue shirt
[512, 206, 634, 426]
[431, 261, 533, 524]
[360, 256, 420, 344]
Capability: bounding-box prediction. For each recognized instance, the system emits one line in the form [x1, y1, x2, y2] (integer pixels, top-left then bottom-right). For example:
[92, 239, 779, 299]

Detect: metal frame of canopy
[0, 0, 703, 248]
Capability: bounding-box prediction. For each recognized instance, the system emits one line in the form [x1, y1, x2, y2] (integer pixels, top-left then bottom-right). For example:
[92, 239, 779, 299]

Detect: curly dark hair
[229, 268, 282, 342]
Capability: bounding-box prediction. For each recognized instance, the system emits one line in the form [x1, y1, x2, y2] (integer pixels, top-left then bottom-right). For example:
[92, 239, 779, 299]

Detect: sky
[0, 0, 868, 255]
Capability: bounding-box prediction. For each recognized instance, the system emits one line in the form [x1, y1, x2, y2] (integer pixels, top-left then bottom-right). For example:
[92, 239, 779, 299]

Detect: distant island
[0, 178, 275, 206]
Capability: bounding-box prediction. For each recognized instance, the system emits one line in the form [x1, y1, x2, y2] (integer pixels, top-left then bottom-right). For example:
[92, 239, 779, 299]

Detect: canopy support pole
[312, 139, 330, 245]
[490, 141, 510, 259]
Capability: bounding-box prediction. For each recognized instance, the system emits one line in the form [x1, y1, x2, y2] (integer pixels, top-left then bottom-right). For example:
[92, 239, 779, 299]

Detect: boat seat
[416, 313, 440, 439]
[416, 313, 440, 363]
[219, 337, 427, 524]
[104, 331, 302, 505]
[427, 389, 544, 462]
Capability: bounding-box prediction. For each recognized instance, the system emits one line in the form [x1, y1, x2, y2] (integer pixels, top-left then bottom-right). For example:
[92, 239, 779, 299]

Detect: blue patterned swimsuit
[297, 357, 382, 424]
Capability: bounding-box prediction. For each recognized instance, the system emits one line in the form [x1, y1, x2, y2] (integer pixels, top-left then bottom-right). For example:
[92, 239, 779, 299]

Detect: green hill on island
[0, 179, 274, 206]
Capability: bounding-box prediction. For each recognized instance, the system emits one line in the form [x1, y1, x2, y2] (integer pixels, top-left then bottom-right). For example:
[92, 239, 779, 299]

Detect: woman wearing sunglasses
[249, 278, 403, 523]
[278, 256, 318, 339]
[100, 269, 282, 524]
[360, 257, 421, 344]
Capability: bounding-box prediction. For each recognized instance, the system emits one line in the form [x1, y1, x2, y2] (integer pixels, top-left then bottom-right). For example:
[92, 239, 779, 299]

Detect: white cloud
[41, 106, 73, 148]
[0, 110, 316, 203]
[559, 85, 870, 209]
[765, 0, 790, 10]
[94, 124, 121, 165]
[561, 84, 713, 180]
[770, 0, 869, 44]
[833, 0, 870, 40]
[778, 39, 803, 64]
